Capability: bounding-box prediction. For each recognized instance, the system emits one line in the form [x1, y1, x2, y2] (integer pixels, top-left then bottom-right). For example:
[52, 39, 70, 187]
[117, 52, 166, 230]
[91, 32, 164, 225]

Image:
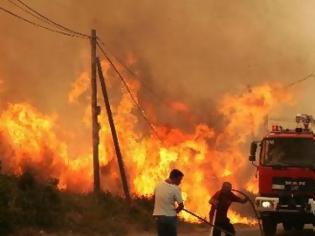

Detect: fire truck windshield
[262, 138, 315, 167]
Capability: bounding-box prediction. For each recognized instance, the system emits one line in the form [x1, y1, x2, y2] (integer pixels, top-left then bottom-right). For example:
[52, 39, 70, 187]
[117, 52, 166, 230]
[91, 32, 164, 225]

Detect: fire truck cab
[249, 114, 315, 235]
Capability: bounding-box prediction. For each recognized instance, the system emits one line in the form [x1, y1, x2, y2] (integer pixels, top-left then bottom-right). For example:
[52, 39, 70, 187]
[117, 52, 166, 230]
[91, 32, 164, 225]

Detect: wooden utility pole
[91, 29, 101, 193]
[96, 57, 131, 202]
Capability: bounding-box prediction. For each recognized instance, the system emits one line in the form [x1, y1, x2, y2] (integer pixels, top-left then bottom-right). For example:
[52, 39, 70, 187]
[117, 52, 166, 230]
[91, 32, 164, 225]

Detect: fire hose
[231, 189, 264, 236]
[183, 208, 235, 236]
[183, 189, 264, 236]
[209, 209, 216, 236]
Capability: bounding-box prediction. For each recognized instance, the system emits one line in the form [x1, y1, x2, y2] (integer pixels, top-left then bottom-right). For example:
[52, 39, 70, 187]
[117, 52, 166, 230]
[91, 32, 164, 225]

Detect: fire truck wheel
[283, 221, 293, 231]
[262, 218, 277, 235]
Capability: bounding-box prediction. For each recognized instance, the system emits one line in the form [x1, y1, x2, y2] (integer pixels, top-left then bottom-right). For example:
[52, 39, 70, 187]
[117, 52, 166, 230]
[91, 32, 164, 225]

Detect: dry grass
[0, 172, 156, 236]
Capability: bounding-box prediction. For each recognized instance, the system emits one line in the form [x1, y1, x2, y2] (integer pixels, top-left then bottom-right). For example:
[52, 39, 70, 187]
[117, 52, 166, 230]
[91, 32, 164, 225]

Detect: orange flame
[169, 101, 190, 113]
[0, 60, 292, 225]
[0, 103, 92, 192]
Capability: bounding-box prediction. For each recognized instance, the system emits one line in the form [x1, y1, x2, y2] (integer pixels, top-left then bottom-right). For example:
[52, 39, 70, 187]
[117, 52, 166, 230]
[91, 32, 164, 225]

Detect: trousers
[213, 218, 235, 236]
[155, 216, 177, 236]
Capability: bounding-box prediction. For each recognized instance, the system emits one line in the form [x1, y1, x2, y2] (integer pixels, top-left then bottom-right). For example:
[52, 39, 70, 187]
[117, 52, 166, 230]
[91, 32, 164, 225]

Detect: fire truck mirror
[249, 142, 257, 162]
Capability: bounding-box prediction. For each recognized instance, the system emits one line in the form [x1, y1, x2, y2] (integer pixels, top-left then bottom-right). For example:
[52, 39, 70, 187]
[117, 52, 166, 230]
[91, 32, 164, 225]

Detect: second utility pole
[91, 29, 101, 193]
[96, 57, 131, 203]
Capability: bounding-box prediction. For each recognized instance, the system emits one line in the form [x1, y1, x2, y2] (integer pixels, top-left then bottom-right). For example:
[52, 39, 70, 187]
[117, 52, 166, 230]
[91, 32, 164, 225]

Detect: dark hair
[222, 182, 232, 188]
[169, 169, 184, 179]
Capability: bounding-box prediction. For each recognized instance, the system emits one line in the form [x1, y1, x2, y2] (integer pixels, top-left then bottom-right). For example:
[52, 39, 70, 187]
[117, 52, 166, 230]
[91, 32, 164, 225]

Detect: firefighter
[153, 169, 184, 236]
[209, 182, 248, 236]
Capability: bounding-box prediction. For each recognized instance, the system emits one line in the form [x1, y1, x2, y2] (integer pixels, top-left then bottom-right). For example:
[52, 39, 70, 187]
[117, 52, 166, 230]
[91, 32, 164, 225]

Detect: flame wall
[0, 65, 292, 223]
[1, 0, 315, 224]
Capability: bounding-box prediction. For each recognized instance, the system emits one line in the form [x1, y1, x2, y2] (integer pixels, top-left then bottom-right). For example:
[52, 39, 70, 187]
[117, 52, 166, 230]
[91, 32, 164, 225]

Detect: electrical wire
[97, 38, 138, 77]
[96, 41, 164, 142]
[1, 1, 163, 142]
[96, 38, 166, 105]
[183, 209, 235, 236]
[0, 5, 288, 235]
[232, 189, 264, 236]
[3, 0, 186, 133]
[11, 0, 90, 38]
[0, 5, 86, 38]
[285, 73, 315, 88]
[2, 0, 184, 144]
[7, 0, 57, 27]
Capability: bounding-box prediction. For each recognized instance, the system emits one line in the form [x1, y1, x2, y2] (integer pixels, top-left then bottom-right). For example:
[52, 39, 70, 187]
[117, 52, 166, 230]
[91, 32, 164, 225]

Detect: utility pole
[91, 29, 101, 193]
[96, 57, 131, 203]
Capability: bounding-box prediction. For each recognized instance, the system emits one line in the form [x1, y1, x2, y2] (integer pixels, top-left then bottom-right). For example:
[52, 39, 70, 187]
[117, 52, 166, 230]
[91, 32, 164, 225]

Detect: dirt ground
[12, 224, 315, 235]
[130, 225, 315, 236]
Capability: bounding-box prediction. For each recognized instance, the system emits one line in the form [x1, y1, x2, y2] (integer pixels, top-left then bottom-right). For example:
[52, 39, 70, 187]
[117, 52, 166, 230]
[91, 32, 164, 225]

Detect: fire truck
[249, 114, 315, 235]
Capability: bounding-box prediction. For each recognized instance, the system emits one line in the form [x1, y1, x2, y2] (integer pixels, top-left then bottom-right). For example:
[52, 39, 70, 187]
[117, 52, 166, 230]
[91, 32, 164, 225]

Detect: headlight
[308, 199, 315, 215]
[262, 201, 272, 208]
[255, 197, 279, 211]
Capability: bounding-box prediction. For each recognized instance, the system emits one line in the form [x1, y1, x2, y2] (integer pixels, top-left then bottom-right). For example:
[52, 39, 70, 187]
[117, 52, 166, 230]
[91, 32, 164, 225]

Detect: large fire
[0, 103, 92, 192]
[0, 60, 292, 225]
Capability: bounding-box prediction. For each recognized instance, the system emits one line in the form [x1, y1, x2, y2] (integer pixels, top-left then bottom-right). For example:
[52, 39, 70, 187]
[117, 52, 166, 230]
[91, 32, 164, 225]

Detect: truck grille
[272, 177, 315, 192]
[279, 195, 308, 206]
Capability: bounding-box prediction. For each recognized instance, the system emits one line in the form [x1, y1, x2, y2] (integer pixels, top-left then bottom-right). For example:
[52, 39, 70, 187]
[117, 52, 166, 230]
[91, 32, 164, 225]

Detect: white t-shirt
[153, 181, 183, 216]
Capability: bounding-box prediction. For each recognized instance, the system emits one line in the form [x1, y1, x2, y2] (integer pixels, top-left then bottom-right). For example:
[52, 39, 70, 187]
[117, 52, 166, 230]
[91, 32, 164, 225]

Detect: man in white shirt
[153, 169, 184, 236]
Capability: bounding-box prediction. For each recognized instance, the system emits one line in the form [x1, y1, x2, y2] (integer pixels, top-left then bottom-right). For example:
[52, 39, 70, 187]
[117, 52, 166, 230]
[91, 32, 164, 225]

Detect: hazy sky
[2, 1, 315, 205]
[1, 0, 315, 123]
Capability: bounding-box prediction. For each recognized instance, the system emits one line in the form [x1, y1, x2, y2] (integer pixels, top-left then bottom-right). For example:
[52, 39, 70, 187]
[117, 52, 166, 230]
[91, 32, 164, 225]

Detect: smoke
[1, 1, 315, 124]
[0, 0, 314, 180]
[2, 1, 315, 222]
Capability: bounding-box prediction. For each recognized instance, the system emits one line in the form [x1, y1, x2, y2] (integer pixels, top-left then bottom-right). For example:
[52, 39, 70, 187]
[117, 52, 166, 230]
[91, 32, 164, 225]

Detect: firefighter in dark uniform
[209, 182, 248, 236]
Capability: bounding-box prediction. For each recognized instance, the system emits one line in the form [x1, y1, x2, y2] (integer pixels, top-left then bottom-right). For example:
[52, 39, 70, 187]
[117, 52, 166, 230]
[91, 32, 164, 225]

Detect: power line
[96, 38, 166, 104]
[12, 0, 89, 38]
[96, 41, 163, 142]
[9, 0, 164, 101]
[7, 0, 57, 27]
[285, 73, 315, 88]
[4, 0, 165, 104]
[1, 1, 162, 141]
[0, 5, 86, 38]
[97, 41, 163, 142]
[97, 38, 139, 78]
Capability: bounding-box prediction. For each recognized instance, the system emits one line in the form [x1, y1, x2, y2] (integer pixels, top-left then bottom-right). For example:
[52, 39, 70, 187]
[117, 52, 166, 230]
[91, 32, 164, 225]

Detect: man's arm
[231, 192, 248, 204]
[209, 192, 219, 207]
[176, 202, 184, 213]
[174, 187, 184, 213]
[209, 197, 219, 206]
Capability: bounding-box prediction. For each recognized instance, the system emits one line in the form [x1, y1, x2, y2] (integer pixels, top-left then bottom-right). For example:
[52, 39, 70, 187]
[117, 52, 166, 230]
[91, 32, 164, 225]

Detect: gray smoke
[0, 0, 315, 150]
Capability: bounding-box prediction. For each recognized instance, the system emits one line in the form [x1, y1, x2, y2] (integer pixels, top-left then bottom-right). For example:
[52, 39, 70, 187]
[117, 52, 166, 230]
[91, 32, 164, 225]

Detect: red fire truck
[249, 114, 315, 235]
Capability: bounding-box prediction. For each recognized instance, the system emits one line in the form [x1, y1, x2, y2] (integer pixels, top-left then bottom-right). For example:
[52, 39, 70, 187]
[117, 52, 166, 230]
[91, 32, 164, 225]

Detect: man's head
[169, 169, 184, 185]
[221, 182, 232, 194]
